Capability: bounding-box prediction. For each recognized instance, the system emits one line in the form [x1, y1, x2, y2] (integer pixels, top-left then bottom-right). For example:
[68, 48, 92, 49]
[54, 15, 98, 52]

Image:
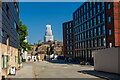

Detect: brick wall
[113, 2, 120, 47]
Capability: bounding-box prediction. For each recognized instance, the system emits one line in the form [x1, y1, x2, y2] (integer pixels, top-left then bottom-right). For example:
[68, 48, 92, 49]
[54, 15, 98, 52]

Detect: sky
[19, 2, 83, 44]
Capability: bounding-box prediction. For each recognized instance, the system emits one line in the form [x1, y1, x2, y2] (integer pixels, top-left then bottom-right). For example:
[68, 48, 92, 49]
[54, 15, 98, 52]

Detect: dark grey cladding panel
[1, 2, 19, 49]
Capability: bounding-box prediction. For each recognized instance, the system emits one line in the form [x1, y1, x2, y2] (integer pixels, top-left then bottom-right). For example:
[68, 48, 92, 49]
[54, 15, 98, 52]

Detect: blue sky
[19, 2, 83, 44]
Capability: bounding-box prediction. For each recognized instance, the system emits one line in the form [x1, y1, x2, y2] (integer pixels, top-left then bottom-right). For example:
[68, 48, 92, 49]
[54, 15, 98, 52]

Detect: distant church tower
[44, 25, 54, 42]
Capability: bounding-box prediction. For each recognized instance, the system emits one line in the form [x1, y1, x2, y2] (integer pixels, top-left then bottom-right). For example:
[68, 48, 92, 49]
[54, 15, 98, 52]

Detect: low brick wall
[94, 47, 120, 74]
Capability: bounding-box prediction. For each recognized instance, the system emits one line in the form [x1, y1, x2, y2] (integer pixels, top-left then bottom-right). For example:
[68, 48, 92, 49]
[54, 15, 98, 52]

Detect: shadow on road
[45, 60, 80, 65]
[77, 70, 120, 80]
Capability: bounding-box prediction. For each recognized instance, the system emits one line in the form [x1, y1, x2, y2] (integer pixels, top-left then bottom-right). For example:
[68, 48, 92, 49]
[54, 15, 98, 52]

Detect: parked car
[57, 56, 65, 60]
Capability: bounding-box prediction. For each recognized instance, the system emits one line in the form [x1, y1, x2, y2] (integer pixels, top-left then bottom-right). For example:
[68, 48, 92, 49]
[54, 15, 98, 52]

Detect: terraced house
[0, 1, 19, 79]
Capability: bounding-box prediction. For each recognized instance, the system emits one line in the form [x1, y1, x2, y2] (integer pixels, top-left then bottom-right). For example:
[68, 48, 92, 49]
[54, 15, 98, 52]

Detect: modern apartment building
[0, 2, 19, 78]
[63, 21, 75, 58]
[73, 2, 120, 63]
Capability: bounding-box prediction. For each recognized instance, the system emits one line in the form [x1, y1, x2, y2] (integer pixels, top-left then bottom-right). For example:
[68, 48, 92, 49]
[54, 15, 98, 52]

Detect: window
[94, 28, 97, 36]
[66, 24, 68, 28]
[87, 21, 89, 28]
[84, 23, 86, 30]
[2, 55, 8, 68]
[70, 29, 72, 33]
[1, 29, 4, 37]
[80, 34, 81, 40]
[98, 38, 101, 47]
[90, 2, 92, 8]
[91, 30, 93, 37]
[67, 35, 69, 39]
[87, 31, 89, 38]
[102, 13, 105, 22]
[85, 32, 86, 39]
[82, 42, 84, 48]
[97, 4, 100, 12]
[67, 30, 68, 34]
[90, 19, 92, 27]
[102, 25, 105, 34]
[91, 40, 93, 47]
[98, 27, 101, 35]
[94, 39, 97, 47]
[2, 55, 4, 68]
[79, 9, 81, 16]
[109, 41, 112, 48]
[6, 4, 9, 18]
[108, 2, 110, 10]
[14, 21, 17, 29]
[84, 14, 86, 20]
[101, 2, 105, 10]
[102, 37, 106, 46]
[82, 33, 84, 39]
[109, 28, 112, 35]
[88, 40, 90, 48]
[97, 15, 100, 24]
[93, 7, 96, 15]
[108, 16, 111, 22]
[90, 10, 92, 17]
[87, 2, 89, 10]
[87, 12, 89, 19]
[84, 5, 86, 13]
[94, 18, 96, 26]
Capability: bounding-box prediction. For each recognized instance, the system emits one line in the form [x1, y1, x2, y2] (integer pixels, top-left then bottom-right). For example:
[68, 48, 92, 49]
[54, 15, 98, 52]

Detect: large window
[2, 55, 8, 68]
[97, 4, 100, 13]
[88, 40, 90, 48]
[101, 2, 105, 10]
[91, 30, 93, 37]
[87, 21, 89, 28]
[90, 19, 92, 27]
[93, 17, 96, 26]
[108, 2, 110, 10]
[98, 27, 101, 35]
[93, 7, 96, 15]
[91, 40, 93, 47]
[109, 28, 112, 35]
[102, 13, 105, 22]
[87, 31, 89, 38]
[102, 25, 105, 35]
[109, 40, 112, 48]
[94, 39, 97, 47]
[94, 28, 97, 36]
[90, 10, 92, 17]
[97, 15, 100, 24]
[108, 16, 111, 22]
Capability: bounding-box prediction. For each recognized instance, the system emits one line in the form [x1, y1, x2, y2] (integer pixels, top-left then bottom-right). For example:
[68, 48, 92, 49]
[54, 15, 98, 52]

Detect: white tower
[44, 25, 54, 42]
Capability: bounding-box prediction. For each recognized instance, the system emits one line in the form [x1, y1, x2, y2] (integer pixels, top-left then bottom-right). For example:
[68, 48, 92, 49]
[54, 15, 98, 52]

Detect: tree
[19, 20, 32, 52]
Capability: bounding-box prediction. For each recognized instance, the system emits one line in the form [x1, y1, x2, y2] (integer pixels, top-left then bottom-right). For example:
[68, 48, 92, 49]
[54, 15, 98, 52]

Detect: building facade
[0, 2, 19, 78]
[73, 2, 120, 63]
[63, 21, 75, 58]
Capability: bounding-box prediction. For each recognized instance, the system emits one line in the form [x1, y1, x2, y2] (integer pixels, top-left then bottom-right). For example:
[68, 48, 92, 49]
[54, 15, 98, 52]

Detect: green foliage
[19, 20, 32, 52]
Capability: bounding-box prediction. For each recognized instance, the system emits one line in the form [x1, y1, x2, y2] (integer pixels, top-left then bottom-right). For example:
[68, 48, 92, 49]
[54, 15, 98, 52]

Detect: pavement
[7, 60, 120, 80]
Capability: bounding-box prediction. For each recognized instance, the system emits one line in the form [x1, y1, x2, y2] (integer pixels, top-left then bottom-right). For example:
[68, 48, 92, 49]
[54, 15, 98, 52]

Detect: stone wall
[94, 47, 120, 74]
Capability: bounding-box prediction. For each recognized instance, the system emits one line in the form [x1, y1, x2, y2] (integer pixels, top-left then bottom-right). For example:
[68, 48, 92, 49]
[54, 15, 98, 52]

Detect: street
[8, 60, 103, 80]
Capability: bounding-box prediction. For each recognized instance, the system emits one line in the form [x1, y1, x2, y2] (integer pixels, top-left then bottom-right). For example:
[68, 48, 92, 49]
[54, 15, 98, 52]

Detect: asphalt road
[8, 60, 104, 80]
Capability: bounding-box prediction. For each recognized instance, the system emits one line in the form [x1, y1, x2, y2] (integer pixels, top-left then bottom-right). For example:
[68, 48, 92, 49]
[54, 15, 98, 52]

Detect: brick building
[0, 2, 19, 78]
[63, 21, 75, 58]
[63, 1, 120, 64]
